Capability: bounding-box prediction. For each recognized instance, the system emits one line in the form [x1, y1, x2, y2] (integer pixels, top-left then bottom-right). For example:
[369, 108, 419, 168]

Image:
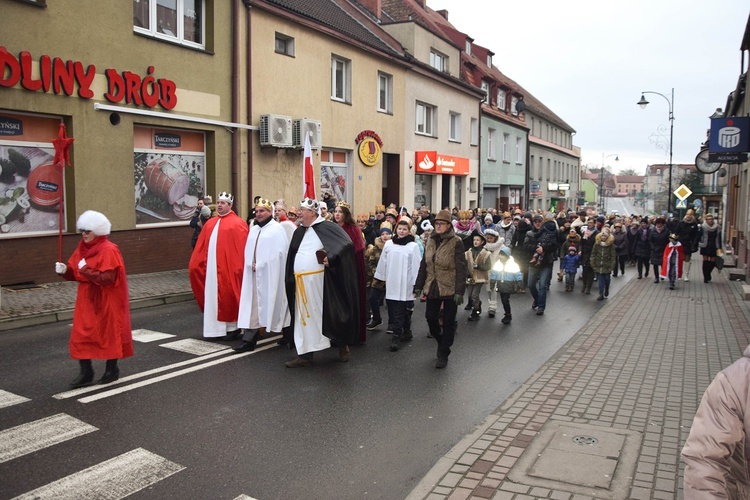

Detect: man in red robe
[189, 192, 248, 339]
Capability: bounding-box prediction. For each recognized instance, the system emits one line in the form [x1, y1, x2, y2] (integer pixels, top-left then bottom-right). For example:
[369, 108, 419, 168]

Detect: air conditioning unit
[259, 114, 293, 148]
[293, 119, 322, 149]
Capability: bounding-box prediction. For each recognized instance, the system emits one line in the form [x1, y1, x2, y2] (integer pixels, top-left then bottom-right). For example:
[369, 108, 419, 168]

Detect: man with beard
[284, 198, 359, 367]
[523, 212, 559, 315]
[189, 192, 248, 339]
[414, 209, 468, 368]
[233, 198, 291, 352]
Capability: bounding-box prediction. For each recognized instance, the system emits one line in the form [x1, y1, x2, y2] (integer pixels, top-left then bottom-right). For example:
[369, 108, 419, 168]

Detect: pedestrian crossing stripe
[0, 413, 97, 464]
[0, 390, 30, 410]
[160, 338, 231, 356]
[131, 329, 176, 343]
[12, 447, 185, 500]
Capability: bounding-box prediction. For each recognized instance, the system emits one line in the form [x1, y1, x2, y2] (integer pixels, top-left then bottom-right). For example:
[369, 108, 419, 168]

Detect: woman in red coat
[333, 201, 367, 343]
[55, 210, 133, 387]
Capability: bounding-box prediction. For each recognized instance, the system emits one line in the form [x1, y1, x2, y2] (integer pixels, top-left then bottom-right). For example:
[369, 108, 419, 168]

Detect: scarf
[702, 221, 718, 232]
[392, 234, 415, 245]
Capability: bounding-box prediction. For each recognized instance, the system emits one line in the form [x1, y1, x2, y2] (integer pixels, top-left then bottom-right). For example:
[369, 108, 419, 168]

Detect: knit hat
[524, 211, 532, 219]
[77, 210, 111, 236]
[484, 228, 499, 238]
[544, 212, 554, 221]
[379, 221, 392, 235]
[485, 214, 493, 222]
[435, 209, 452, 223]
[569, 244, 577, 252]
[532, 214, 543, 222]
[200, 205, 211, 218]
[596, 215, 606, 223]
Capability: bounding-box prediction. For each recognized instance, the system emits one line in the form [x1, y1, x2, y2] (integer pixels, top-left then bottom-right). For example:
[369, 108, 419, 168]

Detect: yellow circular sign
[358, 138, 381, 167]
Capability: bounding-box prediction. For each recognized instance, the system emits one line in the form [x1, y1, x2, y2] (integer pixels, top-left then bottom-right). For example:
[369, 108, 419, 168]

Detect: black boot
[70, 360, 94, 388]
[232, 330, 259, 353]
[389, 334, 400, 351]
[98, 359, 120, 384]
[703, 261, 712, 283]
[501, 314, 512, 324]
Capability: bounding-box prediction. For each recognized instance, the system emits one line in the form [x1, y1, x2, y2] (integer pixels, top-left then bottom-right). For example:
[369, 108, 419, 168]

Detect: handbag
[715, 255, 724, 270]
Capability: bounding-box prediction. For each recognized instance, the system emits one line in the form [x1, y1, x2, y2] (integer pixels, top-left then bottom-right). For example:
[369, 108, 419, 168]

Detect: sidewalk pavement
[1, 264, 748, 498]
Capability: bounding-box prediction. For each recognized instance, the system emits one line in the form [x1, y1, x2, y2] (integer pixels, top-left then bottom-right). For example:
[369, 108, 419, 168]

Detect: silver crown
[217, 191, 234, 203]
[299, 197, 319, 211]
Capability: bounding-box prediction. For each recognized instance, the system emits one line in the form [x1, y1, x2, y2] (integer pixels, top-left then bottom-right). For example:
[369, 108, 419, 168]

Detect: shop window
[134, 126, 206, 226]
[331, 55, 351, 103]
[275, 32, 295, 57]
[320, 149, 350, 204]
[0, 112, 66, 237]
[133, 0, 206, 50]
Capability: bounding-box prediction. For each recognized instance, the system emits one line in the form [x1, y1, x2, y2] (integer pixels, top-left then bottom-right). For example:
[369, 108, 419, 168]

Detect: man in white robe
[233, 198, 291, 352]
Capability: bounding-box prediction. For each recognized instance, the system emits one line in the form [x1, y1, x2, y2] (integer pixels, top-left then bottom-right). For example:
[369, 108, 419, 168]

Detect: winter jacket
[561, 232, 582, 255]
[678, 217, 700, 254]
[560, 253, 581, 274]
[613, 229, 629, 257]
[415, 225, 468, 299]
[633, 227, 651, 259]
[364, 237, 385, 287]
[590, 232, 616, 274]
[511, 220, 532, 263]
[496, 221, 516, 246]
[579, 226, 599, 267]
[699, 221, 722, 257]
[649, 227, 670, 265]
[682, 345, 750, 498]
[523, 221, 559, 267]
[466, 247, 492, 284]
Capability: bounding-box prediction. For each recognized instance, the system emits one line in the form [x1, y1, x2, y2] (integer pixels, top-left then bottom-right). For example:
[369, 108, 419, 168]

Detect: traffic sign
[674, 184, 692, 200]
[676, 199, 687, 209]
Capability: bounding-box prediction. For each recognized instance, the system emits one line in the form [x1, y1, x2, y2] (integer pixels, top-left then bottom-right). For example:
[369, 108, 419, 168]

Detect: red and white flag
[302, 133, 316, 200]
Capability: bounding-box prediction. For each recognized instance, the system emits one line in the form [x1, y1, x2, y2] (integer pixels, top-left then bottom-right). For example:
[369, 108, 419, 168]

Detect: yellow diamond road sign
[674, 184, 692, 201]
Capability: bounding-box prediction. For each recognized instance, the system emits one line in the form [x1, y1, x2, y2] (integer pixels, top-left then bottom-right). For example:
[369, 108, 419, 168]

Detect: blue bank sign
[710, 117, 750, 153]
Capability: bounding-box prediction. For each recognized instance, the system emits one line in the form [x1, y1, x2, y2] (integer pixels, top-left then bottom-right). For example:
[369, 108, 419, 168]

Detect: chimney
[359, 0, 382, 20]
[436, 9, 448, 20]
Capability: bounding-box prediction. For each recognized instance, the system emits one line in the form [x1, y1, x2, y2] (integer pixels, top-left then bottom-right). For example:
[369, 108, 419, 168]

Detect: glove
[78, 258, 87, 270]
[454, 294, 464, 306]
[55, 262, 67, 274]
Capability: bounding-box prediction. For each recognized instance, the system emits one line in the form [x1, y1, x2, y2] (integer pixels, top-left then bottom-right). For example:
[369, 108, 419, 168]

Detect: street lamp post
[637, 88, 674, 215]
[600, 153, 618, 213]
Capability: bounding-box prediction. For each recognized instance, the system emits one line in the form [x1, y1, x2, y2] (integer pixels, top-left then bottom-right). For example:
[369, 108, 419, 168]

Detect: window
[487, 53, 492, 67]
[331, 55, 351, 103]
[502, 133, 510, 162]
[133, 0, 205, 49]
[449, 112, 461, 142]
[320, 149, 351, 204]
[275, 32, 295, 56]
[516, 137, 523, 164]
[487, 128, 496, 160]
[415, 101, 436, 136]
[511, 96, 519, 116]
[480, 80, 490, 103]
[497, 89, 506, 111]
[470, 118, 478, 146]
[465, 40, 471, 55]
[377, 71, 392, 113]
[430, 50, 447, 72]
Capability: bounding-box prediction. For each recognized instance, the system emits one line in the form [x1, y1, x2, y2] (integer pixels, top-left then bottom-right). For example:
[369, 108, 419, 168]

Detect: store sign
[0, 46, 177, 110]
[154, 133, 182, 148]
[414, 151, 469, 175]
[529, 180, 542, 199]
[0, 115, 23, 136]
[709, 117, 750, 153]
[355, 130, 383, 167]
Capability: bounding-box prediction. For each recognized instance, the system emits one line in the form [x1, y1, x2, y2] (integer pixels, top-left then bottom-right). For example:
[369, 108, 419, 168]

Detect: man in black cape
[283, 197, 360, 367]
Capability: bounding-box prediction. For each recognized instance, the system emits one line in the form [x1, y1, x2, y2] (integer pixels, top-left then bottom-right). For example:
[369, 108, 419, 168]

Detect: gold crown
[255, 198, 273, 210]
[375, 204, 385, 213]
[458, 210, 471, 219]
[337, 200, 351, 210]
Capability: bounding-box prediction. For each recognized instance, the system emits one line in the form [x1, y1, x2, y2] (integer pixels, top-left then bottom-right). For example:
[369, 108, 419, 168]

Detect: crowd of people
[50, 198, 724, 383]
[182, 196, 724, 371]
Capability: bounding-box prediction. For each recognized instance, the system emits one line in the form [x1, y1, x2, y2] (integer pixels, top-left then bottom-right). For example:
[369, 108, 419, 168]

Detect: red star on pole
[52, 123, 74, 168]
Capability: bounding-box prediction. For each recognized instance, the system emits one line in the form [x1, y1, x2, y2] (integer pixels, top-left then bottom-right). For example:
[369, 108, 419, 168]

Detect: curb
[0, 292, 194, 332]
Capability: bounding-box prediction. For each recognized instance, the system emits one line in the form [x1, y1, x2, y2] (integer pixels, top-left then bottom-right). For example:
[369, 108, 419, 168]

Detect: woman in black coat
[633, 218, 651, 279]
[648, 218, 670, 283]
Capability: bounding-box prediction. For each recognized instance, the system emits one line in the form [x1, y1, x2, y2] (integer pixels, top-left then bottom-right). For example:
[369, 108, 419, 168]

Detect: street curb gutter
[0, 292, 194, 332]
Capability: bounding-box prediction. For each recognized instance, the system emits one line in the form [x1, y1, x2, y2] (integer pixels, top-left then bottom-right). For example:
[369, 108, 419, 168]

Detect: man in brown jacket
[682, 344, 750, 497]
[414, 209, 468, 368]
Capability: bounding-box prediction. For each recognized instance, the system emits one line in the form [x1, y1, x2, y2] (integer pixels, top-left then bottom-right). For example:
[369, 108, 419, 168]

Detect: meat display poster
[134, 126, 205, 225]
[0, 112, 64, 237]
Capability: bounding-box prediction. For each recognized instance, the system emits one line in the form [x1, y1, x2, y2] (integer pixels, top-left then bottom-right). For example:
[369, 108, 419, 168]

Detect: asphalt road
[0, 271, 634, 499]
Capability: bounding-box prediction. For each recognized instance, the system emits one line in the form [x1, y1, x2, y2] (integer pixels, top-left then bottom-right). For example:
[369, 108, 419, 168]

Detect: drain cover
[573, 435, 598, 445]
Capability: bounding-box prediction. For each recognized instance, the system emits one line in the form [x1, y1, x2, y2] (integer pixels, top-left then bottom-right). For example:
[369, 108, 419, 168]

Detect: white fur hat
[76, 210, 111, 236]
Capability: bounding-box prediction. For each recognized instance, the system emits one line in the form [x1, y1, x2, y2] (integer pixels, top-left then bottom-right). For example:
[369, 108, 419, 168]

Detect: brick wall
[0, 226, 194, 286]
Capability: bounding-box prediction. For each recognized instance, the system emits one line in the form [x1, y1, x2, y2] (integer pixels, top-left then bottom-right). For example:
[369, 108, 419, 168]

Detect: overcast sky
[434, 0, 749, 174]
